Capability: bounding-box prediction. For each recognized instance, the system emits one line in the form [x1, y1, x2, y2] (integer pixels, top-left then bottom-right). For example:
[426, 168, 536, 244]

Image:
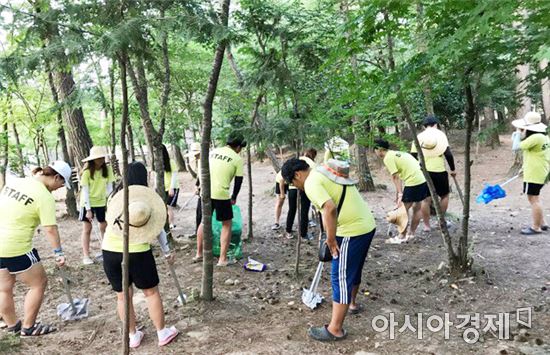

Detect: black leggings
[196, 197, 202, 232]
[286, 189, 311, 237]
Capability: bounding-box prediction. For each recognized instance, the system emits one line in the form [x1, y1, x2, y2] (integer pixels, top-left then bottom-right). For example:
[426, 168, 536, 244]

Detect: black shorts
[79, 206, 107, 223]
[165, 188, 180, 207]
[212, 199, 233, 222]
[275, 183, 288, 195]
[0, 248, 41, 274]
[523, 182, 544, 196]
[429, 171, 450, 197]
[402, 182, 429, 203]
[102, 249, 159, 293]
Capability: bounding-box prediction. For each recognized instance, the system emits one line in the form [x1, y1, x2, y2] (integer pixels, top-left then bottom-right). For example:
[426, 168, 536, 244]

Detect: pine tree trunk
[11, 123, 24, 177]
[173, 144, 187, 172]
[126, 119, 136, 162]
[246, 145, 253, 240]
[109, 63, 117, 154]
[0, 123, 8, 190]
[483, 107, 500, 148]
[201, 0, 231, 301]
[416, 2, 435, 116]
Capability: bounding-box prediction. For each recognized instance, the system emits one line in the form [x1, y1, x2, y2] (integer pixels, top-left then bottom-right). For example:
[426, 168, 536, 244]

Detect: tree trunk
[11, 123, 24, 177]
[126, 120, 136, 162]
[109, 63, 117, 154]
[416, 1, 435, 116]
[201, 0, 230, 301]
[246, 145, 253, 240]
[0, 123, 8, 190]
[47, 69, 78, 217]
[138, 143, 147, 166]
[515, 64, 532, 120]
[540, 59, 550, 121]
[294, 191, 302, 277]
[118, 49, 131, 355]
[483, 107, 500, 148]
[173, 144, 187, 172]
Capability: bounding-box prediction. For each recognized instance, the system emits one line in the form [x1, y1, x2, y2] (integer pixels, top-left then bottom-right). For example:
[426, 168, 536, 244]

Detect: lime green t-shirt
[0, 177, 57, 257]
[304, 170, 376, 237]
[520, 133, 550, 184]
[383, 150, 426, 187]
[209, 146, 244, 200]
[101, 226, 150, 253]
[80, 166, 115, 207]
[164, 160, 179, 191]
[410, 143, 446, 173]
[275, 171, 296, 190]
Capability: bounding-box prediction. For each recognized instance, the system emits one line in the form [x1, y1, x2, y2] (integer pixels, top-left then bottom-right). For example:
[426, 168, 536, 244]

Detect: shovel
[57, 268, 89, 321]
[162, 248, 187, 305]
[451, 175, 465, 207]
[302, 261, 324, 309]
[178, 195, 197, 213]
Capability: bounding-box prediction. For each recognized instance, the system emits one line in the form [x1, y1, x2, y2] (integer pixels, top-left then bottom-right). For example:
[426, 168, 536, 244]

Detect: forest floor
[2, 133, 550, 355]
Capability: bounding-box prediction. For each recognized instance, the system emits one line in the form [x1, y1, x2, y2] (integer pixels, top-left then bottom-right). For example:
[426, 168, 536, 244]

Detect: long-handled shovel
[57, 268, 89, 321]
[162, 249, 187, 305]
[451, 175, 465, 207]
[178, 195, 197, 213]
[302, 261, 324, 309]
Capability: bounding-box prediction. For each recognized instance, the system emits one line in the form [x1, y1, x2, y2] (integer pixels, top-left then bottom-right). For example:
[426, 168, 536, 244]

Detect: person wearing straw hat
[374, 138, 428, 243]
[79, 146, 115, 265]
[410, 116, 457, 232]
[161, 145, 180, 229]
[511, 112, 550, 235]
[0, 161, 71, 337]
[281, 158, 376, 342]
[386, 205, 409, 236]
[103, 161, 179, 348]
[194, 132, 245, 266]
[185, 142, 202, 232]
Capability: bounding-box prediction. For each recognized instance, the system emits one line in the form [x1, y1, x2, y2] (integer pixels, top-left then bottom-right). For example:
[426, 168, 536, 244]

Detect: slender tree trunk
[0, 123, 8, 189]
[483, 107, 500, 148]
[246, 145, 253, 240]
[118, 49, 131, 355]
[173, 144, 187, 172]
[416, 1, 435, 116]
[109, 63, 117, 154]
[126, 120, 136, 162]
[540, 59, 550, 121]
[11, 123, 24, 177]
[515, 64, 532, 120]
[294, 191, 302, 277]
[201, 0, 230, 301]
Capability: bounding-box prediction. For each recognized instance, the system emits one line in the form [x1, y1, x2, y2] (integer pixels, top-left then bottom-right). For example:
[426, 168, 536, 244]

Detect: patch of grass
[0, 333, 20, 354]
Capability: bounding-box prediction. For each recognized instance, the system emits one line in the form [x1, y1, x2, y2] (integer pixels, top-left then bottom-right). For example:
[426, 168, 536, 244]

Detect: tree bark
[540, 59, 550, 121]
[0, 123, 8, 190]
[515, 64, 532, 119]
[201, 0, 230, 301]
[483, 107, 500, 148]
[11, 123, 25, 177]
[126, 120, 136, 162]
[416, 1, 435, 116]
[246, 145, 253, 240]
[172, 144, 187, 172]
[109, 63, 117, 154]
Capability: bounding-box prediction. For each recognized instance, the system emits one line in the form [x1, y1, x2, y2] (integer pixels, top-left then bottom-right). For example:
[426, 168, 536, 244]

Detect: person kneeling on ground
[511, 112, 550, 235]
[374, 138, 429, 243]
[281, 158, 376, 342]
[103, 162, 179, 348]
[0, 161, 71, 336]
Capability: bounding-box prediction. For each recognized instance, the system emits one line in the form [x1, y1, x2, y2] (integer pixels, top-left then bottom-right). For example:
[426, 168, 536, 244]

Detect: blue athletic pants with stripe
[331, 229, 375, 304]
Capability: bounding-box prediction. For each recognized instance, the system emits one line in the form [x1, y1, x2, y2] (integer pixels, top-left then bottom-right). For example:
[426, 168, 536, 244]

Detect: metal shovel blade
[302, 262, 324, 309]
[57, 298, 90, 321]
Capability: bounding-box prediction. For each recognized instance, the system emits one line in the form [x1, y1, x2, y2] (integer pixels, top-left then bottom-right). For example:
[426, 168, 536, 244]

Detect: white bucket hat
[82, 146, 108, 162]
[316, 159, 357, 186]
[106, 185, 167, 244]
[512, 112, 547, 133]
[49, 161, 73, 190]
[417, 127, 449, 157]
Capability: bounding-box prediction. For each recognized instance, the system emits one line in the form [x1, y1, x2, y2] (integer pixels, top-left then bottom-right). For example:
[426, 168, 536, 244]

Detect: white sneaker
[385, 236, 405, 244]
[130, 330, 144, 348]
[82, 256, 94, 265]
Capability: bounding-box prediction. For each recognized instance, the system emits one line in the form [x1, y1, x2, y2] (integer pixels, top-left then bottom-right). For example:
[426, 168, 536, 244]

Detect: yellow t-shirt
[164, 160, 179, 191]
[304, 170, 376, 237]
[383, 150, 426, 187]
[410, 143, 446, 173]
[101, 226, 150, 253]
[275, 171, 296, 190]
[209, 146, 244, 200]
[520, 133, 550, 184]
[80, 166, 115, 207]
[0, 178, 56, 257]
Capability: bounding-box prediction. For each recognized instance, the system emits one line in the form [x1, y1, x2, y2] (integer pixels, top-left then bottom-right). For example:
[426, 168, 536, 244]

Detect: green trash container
[212, 205, 243, 260]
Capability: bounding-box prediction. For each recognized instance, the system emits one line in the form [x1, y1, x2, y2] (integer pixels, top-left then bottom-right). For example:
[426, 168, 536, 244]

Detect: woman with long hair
[102, 161, 179, 348]
[0, 161, 71, 336]
[162, 145, 180, 229]
[79, 146, 115, 265]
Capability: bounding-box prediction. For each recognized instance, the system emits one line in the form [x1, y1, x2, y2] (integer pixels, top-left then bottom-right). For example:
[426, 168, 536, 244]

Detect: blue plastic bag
[476, 184, 507, 204]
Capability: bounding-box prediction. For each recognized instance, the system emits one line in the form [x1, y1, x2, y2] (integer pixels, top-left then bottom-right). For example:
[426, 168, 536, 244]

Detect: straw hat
[386, 205, 408, 234]
[185, 142, 201, 158]
[106, 185, 167, 244]
[417, 127, 449, 157]
[512, 112, 547, 133]
[316, 159, 357, 186]
[82, 146, 108, 162]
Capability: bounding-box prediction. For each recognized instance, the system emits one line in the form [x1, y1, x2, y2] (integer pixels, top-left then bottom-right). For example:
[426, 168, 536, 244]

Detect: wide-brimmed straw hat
[82, 146, 108, 162]
[417, 127, 449, 157]
[316, 159, 357, 186]
[512, 112, 547, 133]
[386, 205, 408, 234]
[185, 142, 201, 158]
[106, 185, 167, 244]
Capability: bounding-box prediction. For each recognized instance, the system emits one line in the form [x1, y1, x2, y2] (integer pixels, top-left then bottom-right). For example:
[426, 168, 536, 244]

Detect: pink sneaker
[129, 330, 144, 348]
[158, 326, 179, 346]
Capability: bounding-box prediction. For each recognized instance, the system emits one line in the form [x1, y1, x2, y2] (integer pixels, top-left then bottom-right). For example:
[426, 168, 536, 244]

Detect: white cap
[49, 161, 73, 189]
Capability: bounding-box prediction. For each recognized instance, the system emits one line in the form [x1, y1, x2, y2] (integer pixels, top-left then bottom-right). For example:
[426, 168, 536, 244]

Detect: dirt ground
[2, 133, 550, 354]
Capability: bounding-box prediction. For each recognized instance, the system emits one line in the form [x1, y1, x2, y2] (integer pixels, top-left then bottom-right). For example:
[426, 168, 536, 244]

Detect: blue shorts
[331, 229, 375, 304]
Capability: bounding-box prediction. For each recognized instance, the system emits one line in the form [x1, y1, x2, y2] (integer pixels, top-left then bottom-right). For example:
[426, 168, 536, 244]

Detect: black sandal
[20, 322, 57, 337]
[5, 320, 21, 334]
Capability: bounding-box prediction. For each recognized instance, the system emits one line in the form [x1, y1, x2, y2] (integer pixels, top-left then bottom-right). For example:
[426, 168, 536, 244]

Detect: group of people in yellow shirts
[0, 112, 548, 345]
